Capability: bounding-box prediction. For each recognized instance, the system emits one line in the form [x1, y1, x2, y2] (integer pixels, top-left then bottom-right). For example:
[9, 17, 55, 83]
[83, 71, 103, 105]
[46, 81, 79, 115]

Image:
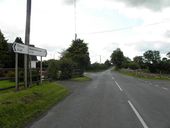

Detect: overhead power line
[79, 19, 170, 35]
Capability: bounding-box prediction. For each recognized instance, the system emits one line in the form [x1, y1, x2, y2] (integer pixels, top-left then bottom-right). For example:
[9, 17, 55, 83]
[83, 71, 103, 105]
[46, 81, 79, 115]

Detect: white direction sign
[13, 42, 47, 57]
[13, 42, 28, 54]
[28, 46, 47, 57]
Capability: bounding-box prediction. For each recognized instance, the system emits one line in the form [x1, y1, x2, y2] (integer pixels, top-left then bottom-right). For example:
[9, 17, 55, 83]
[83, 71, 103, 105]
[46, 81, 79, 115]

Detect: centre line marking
[162, 87, 168, 91]
[112, 77, 115, 80]
[115, 81, 123, 91]
[128, 100, 149, 128]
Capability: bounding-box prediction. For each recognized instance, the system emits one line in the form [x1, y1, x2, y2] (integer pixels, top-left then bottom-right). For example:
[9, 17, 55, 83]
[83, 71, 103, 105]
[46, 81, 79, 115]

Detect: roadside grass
[71, 76, 92, 81]
[113, 68, 170, 81]
[0, 82, 69, 128]
[0, 80, 15, 89]
[86, 69, 108, 72]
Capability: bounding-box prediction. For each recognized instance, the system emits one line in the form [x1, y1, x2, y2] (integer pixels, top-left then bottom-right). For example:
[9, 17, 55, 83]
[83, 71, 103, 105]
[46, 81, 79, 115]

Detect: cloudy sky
[0, 0, 170, 63]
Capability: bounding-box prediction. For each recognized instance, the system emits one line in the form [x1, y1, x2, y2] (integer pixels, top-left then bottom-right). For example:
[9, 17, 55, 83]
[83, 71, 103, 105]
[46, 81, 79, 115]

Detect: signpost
[13, 42, 47, 57]
[28, 46, 47, 57]
[13, 42, 47, 90]
[12, 43, 28, 55]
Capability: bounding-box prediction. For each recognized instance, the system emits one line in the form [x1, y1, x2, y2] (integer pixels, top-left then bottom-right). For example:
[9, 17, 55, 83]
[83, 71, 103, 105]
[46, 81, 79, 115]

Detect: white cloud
[1, 0, 170, 62]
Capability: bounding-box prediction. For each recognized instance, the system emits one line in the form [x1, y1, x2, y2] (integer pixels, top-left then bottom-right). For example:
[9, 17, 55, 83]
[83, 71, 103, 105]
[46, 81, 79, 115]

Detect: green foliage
[63, 39, 90, 72]
[31, 69, 40, 82]
[143, 50, 161, 64]
[110, 48, 170, 74]
[0, 82, 69, 128]
[0, 34, 24, 68]
[36, 60, 48, 68]
[0, 80, 15, 89]
[5, 71, 15, 78]
[0, 30, 9, 68]
[117, 69, 170, 80]
[110, 48, 124, 69]
[87, 62, 110, 72]
[167, 52, 170, 58]
[143, 50, 161, 73]
[133, 56, 146, 69]
[47, 59, 76, 80]
[122, 57, 131, 68]
[104, 59, 112, 67]
[127, 62, 140, 70]
[59, 58, 76, 80]
[47, 60, 60, 80]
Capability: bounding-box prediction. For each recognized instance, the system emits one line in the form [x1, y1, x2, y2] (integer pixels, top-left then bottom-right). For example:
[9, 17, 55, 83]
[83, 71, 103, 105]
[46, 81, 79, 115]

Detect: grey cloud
[103, 42, 119, 53]
[134, 41, 170, 54]
[115, 0, 170, 11]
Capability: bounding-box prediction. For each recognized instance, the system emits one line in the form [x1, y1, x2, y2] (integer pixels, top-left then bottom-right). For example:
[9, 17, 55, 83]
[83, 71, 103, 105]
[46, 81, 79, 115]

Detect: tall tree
[133, 56, 146, 69]
[110, 48, 124, 69]
[167, 52, 170, 58]
[143, 50, 161, 73]
[143, 50, 161, 64]
[104, 59, 111, 67]
[0, 30, 9, 68]
[63, 39, 90, 72]
[15, 37, 23, 44]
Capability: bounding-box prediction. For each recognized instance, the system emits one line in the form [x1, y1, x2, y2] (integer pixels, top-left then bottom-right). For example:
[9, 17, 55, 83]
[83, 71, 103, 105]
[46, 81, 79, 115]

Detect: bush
[47, 60, 60, 80]
[5, 71, 15, 78]
[59, 58, 76, 80]
[127, 62, 140, 70]
[87, 63, 109, 72]
[31, 69, 40, 82]
[19, 70, 24, 82]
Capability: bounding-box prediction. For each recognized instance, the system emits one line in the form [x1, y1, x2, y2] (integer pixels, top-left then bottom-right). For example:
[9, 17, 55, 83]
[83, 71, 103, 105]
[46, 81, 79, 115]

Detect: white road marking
[115, 81, 123, 91]
[128, 101, 149, 128]
[162, 87, 168, 91]
[112, 77, 115, 80]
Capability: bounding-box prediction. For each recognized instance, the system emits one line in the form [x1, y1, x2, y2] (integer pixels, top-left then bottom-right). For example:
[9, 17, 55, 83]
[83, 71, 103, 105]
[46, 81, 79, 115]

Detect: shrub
[47, 60, 60, 80]
[128, 62, 140, 70]
[59, 58, 76, 80]
[5, 71, 15, 78]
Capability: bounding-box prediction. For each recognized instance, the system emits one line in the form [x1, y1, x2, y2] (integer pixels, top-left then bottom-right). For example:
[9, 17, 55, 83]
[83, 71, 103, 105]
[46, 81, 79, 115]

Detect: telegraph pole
[24, 0, 31, 87]
[74, 0, 77, 40]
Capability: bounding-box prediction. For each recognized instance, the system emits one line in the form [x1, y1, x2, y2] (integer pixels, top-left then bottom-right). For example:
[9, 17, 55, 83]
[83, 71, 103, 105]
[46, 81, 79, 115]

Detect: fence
[0, 68, 48, 90]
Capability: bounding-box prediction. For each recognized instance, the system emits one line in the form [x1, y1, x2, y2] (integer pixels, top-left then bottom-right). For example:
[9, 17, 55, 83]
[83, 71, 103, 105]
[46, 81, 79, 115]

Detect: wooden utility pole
[74, 0, 77, 40]
[24, 0, 31, 87]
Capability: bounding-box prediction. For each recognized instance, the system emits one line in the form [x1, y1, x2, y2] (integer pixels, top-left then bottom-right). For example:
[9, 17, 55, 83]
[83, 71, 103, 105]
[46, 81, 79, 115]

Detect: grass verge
[113, 69, 170, 81]
[0, 80, 15, 89]
[71, 76, 91, 81]
[0, 82, 69, 128]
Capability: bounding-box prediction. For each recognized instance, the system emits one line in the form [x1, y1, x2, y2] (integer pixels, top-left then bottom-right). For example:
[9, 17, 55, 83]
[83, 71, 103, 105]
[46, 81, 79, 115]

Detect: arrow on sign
[12, 42, 47, 57]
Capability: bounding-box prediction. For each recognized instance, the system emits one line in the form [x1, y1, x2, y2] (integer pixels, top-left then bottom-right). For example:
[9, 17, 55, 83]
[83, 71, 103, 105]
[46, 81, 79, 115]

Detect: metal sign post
[29, 56, 32, 86]
[13, 42, 47, 87]
[40, 56, 42, 84]
[15, 53, 19, 91]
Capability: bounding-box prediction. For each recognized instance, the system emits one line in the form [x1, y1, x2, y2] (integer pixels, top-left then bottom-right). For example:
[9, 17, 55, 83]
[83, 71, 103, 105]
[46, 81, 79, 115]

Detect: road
[28, 70, 170, 128]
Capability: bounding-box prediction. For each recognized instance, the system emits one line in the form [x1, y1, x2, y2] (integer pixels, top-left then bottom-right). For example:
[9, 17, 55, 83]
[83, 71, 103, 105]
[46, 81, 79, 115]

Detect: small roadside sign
[12, 42, 47, 57]
[28, 46, 47, 57]
[13, 42, 28, 54]
[13, 42, 47, 88]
